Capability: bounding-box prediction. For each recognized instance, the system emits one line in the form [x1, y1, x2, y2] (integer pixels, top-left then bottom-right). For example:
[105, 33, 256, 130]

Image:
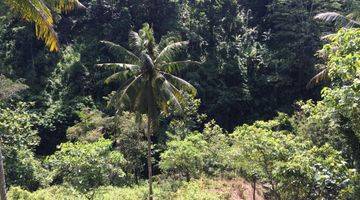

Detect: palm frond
[306, 69, 328, 89]
[346, 11, 360, 22]
[100, 41, 141, 65]
[96, 63, 141, 72]
[158, 60, 202, 73]
[5, 0, 59, 51]
[314, 12, 360, 27]
[138, 23, 157, 57]
[104, 71, 134, 84]
[133, 84, 146, 112]
[315, 12, 347, 23]
[161, 72, 197, 96]
[98, 63, 141, 83]
[98, 62, 142, 83]
[320, 33, 337, 40]
[154, 41, 189, 64]
[110, 74, 143, 109]
[129, 31, 143, 54]
[346, 19, 360, 27]
[44, 0, 85, 13]
[161, 80, 183, 112]
[4, 0, 84, 51]
[153, 74, 182, 113]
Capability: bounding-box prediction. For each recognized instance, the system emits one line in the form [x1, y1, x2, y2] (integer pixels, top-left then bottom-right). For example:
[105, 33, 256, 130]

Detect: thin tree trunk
[147, 117, 153, 200]
[252, 177, 256, 200]
[0, 141, 7, 200]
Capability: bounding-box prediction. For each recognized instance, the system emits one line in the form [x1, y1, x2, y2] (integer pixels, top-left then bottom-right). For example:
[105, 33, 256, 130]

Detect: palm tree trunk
[0, 141, 7, 200]
[147, 117, 153, 200]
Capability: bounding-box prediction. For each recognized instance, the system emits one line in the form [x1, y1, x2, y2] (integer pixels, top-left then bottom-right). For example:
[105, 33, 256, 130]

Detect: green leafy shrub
[161, 120, 230, 179]
[93, 185, 148, 200]
[228, 117, 306, 178]
[8, 185, 147, 200]
[67, 108, 114, 142]
[320, 29, 360, 169]
[45, 138, 126, 193]
[173, 180, 221, 200]
[229, 115, 352, 199]
[6, 149, 51, 190]
[273, 144, 351, 199]
[295, 29, 360, 168]
[290, 29, 360, 197]
[0, 102, 49, 190]
[0, 102, 39, 151]
[339, 172, 360, 199]
[8, 186, 84, 200]
[201, 121, 229, 176]
[166, 94, 206, 140]
[8, 179, 224, 200]
[160, 132, 207, 181]
[112, 112, 147, 182]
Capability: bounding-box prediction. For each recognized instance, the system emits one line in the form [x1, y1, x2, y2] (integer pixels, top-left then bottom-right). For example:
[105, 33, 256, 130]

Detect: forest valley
[0, 0, 359, 199]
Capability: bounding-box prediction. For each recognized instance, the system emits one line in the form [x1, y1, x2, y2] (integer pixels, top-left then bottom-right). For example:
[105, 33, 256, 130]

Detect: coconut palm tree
[0, 75, 27, 200]
[3, 0, 85, 51]
[98, 23, 200, 200]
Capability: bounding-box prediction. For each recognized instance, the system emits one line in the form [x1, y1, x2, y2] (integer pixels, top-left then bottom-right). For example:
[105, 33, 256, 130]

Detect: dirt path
[207, 178, 265, 200]
[234, 178, 264, 200]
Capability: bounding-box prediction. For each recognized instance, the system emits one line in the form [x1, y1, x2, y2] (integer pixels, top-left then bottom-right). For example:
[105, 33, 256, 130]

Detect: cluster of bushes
[8, 179, 226, 200]
[0, 103, 51, 190]
[5, 115, 357, 199]
[160, 114, 355, 199]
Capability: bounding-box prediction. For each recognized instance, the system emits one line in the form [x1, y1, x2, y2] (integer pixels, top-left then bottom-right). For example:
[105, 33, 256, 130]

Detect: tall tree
[0, 75, 27, 200]
[97, 23, 199, 200]
[3, 0, 85, 51]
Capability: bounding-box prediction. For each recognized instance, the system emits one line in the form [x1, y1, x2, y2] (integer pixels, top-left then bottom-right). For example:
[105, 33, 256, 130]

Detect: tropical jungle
[0, 0, 359, 199]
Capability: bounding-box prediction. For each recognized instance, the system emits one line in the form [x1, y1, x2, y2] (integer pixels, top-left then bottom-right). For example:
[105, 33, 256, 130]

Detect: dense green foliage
[7, 179, 229, 200]
[45, 138, 126, 193]
[160, 121, 228, 179]
[0, 103, 50, 191]
[229, 116, 352, 199]
[0, 0, 359, 199]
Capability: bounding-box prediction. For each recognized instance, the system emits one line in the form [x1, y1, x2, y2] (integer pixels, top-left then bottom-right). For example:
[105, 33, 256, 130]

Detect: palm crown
[98, 24, 200, 119]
